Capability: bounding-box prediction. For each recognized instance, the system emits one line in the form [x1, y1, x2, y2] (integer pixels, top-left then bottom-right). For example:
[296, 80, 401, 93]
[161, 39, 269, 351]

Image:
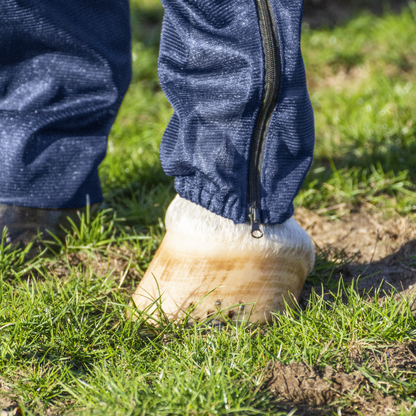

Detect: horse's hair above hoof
[166, 195, 315, 266]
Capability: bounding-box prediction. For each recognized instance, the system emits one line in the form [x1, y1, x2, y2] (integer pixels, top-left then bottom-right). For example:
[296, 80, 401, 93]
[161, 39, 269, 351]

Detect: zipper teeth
[248, 0, 281, 234]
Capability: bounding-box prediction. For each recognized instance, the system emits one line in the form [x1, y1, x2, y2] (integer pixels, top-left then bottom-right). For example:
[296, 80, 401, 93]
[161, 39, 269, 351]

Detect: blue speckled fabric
[1, 0, 314, 225]
[0, 0, 131, 209]
[159, 0, 315, 224]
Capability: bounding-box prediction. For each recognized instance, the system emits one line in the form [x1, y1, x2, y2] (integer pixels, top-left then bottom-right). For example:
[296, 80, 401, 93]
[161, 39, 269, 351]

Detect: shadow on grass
[102, 166, 175, 227]
[301, 238, 416, 310]
[303, 0, 411, 27]
[313, 142, 416, 178]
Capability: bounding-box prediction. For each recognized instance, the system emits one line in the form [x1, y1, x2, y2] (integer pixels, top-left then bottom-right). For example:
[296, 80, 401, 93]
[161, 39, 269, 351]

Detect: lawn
[1, 1, 416, 415]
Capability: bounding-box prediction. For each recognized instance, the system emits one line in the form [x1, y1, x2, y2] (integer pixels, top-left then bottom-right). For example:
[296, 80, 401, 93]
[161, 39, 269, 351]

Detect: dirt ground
[296, 207, 416, 303]
[0, 378, 19, 416]
[267, 341, 416, 415]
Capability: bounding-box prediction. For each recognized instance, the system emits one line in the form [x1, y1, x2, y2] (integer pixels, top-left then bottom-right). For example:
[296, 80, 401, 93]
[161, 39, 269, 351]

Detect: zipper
[248, 0, 281, 238]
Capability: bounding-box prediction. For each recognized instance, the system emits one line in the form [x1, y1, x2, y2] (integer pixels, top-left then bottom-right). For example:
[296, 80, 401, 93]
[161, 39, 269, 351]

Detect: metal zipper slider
[249, 205, 263, 239]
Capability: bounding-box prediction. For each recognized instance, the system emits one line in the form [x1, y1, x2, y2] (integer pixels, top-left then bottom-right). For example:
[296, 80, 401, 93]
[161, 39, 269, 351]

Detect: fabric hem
[174, 175, 294, 226]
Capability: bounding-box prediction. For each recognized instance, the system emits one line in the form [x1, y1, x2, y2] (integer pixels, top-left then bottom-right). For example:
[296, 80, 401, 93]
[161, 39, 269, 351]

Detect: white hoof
[130, 195, 314, 324]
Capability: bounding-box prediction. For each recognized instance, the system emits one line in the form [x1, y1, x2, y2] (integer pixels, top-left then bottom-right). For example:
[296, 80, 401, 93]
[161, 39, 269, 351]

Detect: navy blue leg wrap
[0, 0, 314, 225]
[159, 0, 315, 224]
[0, 0, 132, 209]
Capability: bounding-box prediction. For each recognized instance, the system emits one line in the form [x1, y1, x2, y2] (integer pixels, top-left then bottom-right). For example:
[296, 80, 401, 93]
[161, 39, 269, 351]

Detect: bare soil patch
[267, 342, 416, 415]
[268, 362, 392, 415]
[0, 378, 18, 416]
[296, 207, 416, 302]
[0, 400, 17, 416]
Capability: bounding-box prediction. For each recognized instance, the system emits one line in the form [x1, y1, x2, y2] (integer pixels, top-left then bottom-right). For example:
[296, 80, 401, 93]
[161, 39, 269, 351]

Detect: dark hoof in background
[0, 203, 99, 258]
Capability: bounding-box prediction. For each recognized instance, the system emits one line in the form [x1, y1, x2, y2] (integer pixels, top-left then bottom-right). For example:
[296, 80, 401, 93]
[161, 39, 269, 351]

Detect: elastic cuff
[175, 175, 246, 225]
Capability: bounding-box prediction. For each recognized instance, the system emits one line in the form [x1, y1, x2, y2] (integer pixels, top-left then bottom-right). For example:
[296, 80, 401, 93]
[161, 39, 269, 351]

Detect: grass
[300, 3, 416, 218]
[1, 1, 416, 415]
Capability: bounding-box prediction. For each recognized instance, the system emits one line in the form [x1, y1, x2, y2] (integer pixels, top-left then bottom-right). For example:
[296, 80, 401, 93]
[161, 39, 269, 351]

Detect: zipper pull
[249, 205, 263, 239]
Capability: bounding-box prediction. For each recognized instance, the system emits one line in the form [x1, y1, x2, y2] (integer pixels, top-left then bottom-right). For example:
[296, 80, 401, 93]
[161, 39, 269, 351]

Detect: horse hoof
[130, 195, 314, 325]
[0, 203, 99, 256]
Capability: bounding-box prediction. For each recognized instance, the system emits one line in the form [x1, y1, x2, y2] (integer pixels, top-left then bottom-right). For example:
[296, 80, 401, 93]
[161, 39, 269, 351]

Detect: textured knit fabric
[0, 0, 131, 209]
[0, 0, 314, 225]
[159, 0, 315, 225]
